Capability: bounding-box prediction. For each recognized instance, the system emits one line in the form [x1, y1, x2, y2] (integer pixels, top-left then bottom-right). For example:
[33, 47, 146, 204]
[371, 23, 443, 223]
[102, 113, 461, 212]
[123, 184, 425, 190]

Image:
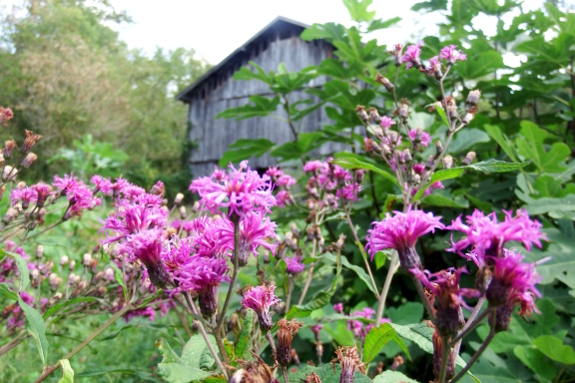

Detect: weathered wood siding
[187, 36, 346, 177]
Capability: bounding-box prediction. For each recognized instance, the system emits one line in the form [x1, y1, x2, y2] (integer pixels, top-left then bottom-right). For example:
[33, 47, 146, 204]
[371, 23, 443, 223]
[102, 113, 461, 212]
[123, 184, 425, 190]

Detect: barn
[176, 16, 340, 177]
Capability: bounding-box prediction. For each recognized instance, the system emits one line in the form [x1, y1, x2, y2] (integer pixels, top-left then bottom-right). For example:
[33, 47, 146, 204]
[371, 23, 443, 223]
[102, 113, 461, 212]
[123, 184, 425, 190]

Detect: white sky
[109, 0, 440, 64]
[4, 0, 547, 65]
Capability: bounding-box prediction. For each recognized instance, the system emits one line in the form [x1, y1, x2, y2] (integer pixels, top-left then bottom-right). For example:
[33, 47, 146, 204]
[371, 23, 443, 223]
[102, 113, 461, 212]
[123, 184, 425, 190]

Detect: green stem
[34, 303, 132, 383]
[374, 253, 399, 327]
[217, 215, 239, 330]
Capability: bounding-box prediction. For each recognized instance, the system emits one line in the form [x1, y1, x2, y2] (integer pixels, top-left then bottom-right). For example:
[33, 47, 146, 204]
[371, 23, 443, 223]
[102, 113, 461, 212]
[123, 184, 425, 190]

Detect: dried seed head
[367, 107, 382, 124]
[21, 130, 41, 154]
[356, 105, 369, 122]
[69, 260, 76, 271]
[463, 112, 474, 125]
[277, 318, 303, 366]
[82, 253, 92, 267]
[304, 372, 323, 383]
[331, 346, 366, 383]
[3, 207, 20, 224]
[466, 90, 481, 108]
[2, 165, 17, 181]
[4, 140, 16, 158]
[0, 107, 14, 126]
[374, 73, 394, 91]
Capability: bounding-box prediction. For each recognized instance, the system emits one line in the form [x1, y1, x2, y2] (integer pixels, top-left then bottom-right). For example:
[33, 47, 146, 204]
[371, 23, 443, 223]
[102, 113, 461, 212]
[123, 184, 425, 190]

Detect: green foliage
[57, 359, 75, 383]
[17, 295, 49, 367]
[363, 323, 410, 363]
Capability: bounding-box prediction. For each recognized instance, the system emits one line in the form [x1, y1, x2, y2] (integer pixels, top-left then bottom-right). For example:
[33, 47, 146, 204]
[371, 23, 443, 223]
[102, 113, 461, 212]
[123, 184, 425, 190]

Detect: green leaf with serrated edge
[286, 274, 339, 320]
[413, 160, 530, 202]
[484, 124, 518, 162]
[109, 262, 127, 299]
[1, 248, 30, 292]
[513, 346, 557, 380]
[219, 139, 275, 168]
[57, 359, 74, 383]
[332, 153, 400, 187]
[0, 283, 17, 300]
[181, 334, 218, 368]
[525, 195, 575, 216]
[200, 343, 217, 370]
[287, 364, 372, 383]
[392, 323, 477, 379]
[533, 335, 575, 365]
[43, 297, 100, 319]
[516, 120, 571, 173]
[234, 311, 254, 359]
[363, 323, 410, 363]
[155, 338, 182, 364]
[157, 363, 213, 383]
[373, 370, 420, 383]
[323, 252, 376, 296]
[386, 302, 423, 326]
[18, 294, 49, 366]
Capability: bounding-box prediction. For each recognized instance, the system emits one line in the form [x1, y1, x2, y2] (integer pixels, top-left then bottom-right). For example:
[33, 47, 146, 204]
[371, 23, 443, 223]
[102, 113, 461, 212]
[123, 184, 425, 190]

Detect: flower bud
[356, 105, 368, 123]
[179, 206, 186, 219]
[403, 148, 412, 163]
[463, 112, 474, 125]
[103, 267, 114, 281]
[192, 201, 200, 213]
[389, 43, 403, 67]
[277, 319, 303, 366]
[442, 155, 454, 169]
[4, 140, 16, 158]
[150, 181, 165, 197]
[466, 90, 481, 109]
[49, 273, 62, 291]
[367, 107, 381, 124]
[398, 101, 409, 122]
[69, 260, 76, 271]
[20, 152, 37, 168]
[34, 245, 44, 260]
[82, 253, 92, 267]
[227, 313, 239, 332]
[2, 207, 20, 224]
[198, 286, 219, 317]
[31, 268, 40, 281]
[462, 151, 476, 165]
[49, 292, 63, 306]
[291, 349, 301, 365]
[69, 273, 80, 285]
[174, 193, 184, 205]
[0, 107, 14, 126]
[2, 165, 17, 181]
[435, 140, 443, 156]
[374, 73, 394, 91]
[0, 185, 5, 202]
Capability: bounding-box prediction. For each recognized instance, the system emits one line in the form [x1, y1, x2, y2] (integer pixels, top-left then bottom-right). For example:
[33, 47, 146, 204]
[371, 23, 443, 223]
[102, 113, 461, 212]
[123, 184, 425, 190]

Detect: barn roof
[176, 16, 311, 103]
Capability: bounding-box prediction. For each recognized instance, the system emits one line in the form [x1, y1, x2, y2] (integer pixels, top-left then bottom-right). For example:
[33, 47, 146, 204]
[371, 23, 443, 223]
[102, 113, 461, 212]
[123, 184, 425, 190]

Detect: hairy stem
[34, 303, 132, 383]
[374, 253, 399, 327]
[297, 239, 317, 305]
[266, 330, 278, 363]
[285, 276, 294, 313]
[438, 335, 450, 383]
[282, 366, 290, 383]
[411, 276, 436, 322]
[449, 308, 489, 347]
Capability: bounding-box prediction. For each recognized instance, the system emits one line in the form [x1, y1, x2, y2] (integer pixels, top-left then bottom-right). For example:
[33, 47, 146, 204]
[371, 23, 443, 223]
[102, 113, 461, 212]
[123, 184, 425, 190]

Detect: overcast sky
[4, 0, 546, 65]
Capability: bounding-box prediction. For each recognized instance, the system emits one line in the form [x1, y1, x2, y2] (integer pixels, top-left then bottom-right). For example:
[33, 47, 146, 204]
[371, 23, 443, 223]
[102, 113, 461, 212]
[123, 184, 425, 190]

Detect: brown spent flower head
[374, 73, 394, 91]
[4, 140, 17, 159]
[21, 130, 42, 154]
[21, 152, 37, 168]
[277, 318, 303, 366]
[331, 346, 366, 383]
[0, 107, 14, 126]
[303, 372, 322, 383]
[228, 353, 274, 383]
[355, 105, 368, 122]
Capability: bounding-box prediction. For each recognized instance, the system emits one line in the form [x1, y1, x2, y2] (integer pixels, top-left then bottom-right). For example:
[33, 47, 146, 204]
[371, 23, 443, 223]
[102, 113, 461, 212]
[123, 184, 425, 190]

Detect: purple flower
[276, 174, 296, 187]
[311, 324, 323, 338]
[347, 307, 376, 339]
[275, 190, 293, 207]
[303, 160, 329, 173]
[173, 254, 229, 316]
[53, 174, 99, 220]
[218, 212, 277, 266]
[366, 208, 444, 270]
[413, 164, 425, 175]
[31, 182, 53, 207]
[336, 183, 362, 203]
[242, 284, 280, 331]
[265, 166, 284, 178]
[91, 175, 113, 195]
[381, 116, 396, 129]
[487, 249, 541, 316]
[401, 43, 422, 69]
[409, 129, 432, 147]
[115, 228, 170, 288]
[10, 187, 37, 209]
[440, 45, 467, 64]
[189, 162, 275, 217]
[334, 303, 344, 313]
[447, 209, 546, 266]
[285, 255, 305, 275]
[100, 202, 168, 245]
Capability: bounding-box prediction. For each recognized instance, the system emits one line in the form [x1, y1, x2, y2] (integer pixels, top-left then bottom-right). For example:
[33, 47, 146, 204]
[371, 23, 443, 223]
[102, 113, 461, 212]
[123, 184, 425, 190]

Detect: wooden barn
[176, 16, 340, 177]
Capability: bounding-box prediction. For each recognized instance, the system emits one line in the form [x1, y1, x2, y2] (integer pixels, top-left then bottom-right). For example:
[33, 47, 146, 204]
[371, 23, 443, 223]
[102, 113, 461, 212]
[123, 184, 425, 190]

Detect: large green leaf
[157, 363, 214, 383]
[76, 367, 161, 381]
[323, 253, 376, 296]
[332, 153, 400, 187]
[484, 124, 518, 162]
[366, 17, 401, 32]
[18, 294, 49, 367]
[57, 359, 74, 383]
[181, 334, 218, 368]
[219, 139, 275, 167]
[413, 160, 531, 202]
[156, 338, 183, 364]
[373, 371, 420, 383]
[456, 51, 504, 79]
[215, 96, 280, 120]
[342, 0, 376, 22]
[513, 346, 557, 380]
[234, 311, 254, 359]
[43, 297, 100, 319]
[363, 323, 410, 363]
[287, 364, 372, 383]
[1, 248, 30, 292]
[448, 128, 491, 154]
[525, 195, 575, 217]
[0, 283, 17, 300]
[386, 302, 423, 326]
[532, 335, 575, 365]
[516, 120, 571, 173]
